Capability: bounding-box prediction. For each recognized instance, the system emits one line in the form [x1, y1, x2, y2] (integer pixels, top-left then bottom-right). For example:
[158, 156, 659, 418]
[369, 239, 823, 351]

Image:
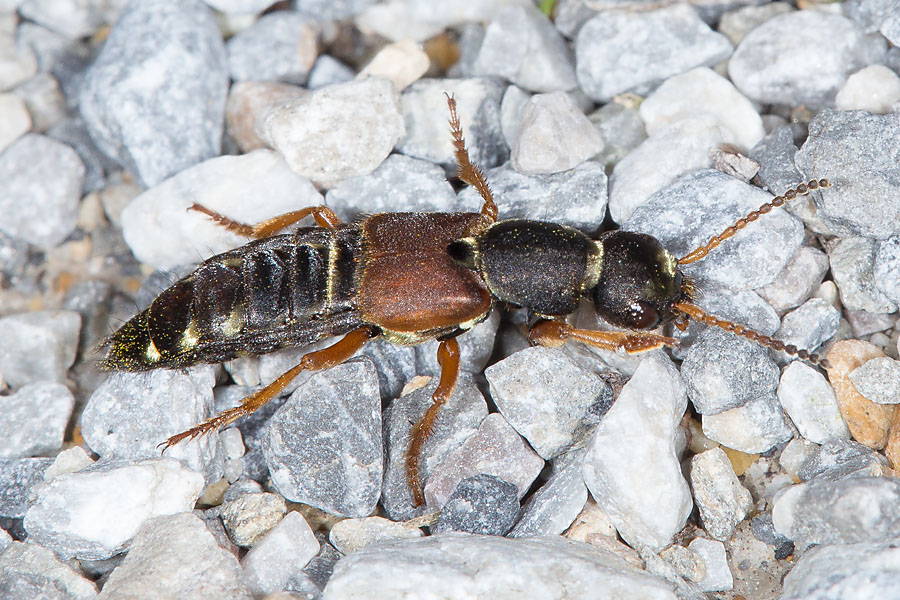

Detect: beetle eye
[626, 301, 659, 330]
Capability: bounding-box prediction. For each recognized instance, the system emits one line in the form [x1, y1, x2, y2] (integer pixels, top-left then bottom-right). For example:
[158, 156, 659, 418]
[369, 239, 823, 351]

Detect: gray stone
[307, 55, 355, 90]
[588, 98, 646, 169]
[18, 0, 124, 40]
[47, 117, 120, 194]
[458, 160, 608, 232]
[778, 361, 850, 444]
[328, 516, 422, 555]
[681, 328, 780, 415]
[624, 169, 804, 290]
[875, 236, 900, 303]
[0, 382, 73, 458]
[0, 134, 84, 248]
[325, 153, 459, 222]
[265, 360, 382, 518]
[82, 367, 223, 484]
[260, 77, 404, 189]
[729, 11, 885, 109]
[96, 512, 250, 599]
[757, 246, 830, 314]
[575, 4, 732, 102]
[773, 476, 900, 546]
[0, 310, 80, 388]
[397, 77, 507, 171]
[0, 457, 53, 517]
[781, 540, 900, 600]
[0, 93, 30, 153]
[324, 533, 677, 599]
[509, 449, 587, 538]
[828, 237, 897, 313]
[845, 309, 896, 338]
[23, 458, 204, 560]
[358, 337, 418, 402]
[779, 438, 819, 481]
[472, 4, 576, 93]
[78, 0, 228, 187]
[433, 474, 520, 536]
[0, 541, 97, 600]
[774, 298, 841, 360]
[381, 376, 488, 521]
[414, 310, 500, 377]
[220, 492, 287, 548]
[690, 448, 752, 541]
[511, 91, 603, 175]
[799, 439, 892, 482]
[241, 511, 319, 597]
[850, 356, 900, 404]
[226, 12, 317, 85]
[795, 110, 900, 239]
[424, 413, 543, 509]
[485, 346, 612, 460]
[292, 0, 376, 20]
[702, 394, 793, 454]
[284, 539, 341, 598]
[582, 353, 692, 552]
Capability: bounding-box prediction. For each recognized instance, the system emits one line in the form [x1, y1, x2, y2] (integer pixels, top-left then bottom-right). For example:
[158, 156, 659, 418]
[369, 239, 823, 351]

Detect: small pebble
[659, 543, 705, 583]
[78, 0, 228, 187]
[508, 450, 588, 537]
[18, 0, 121, 40]
[324, 534, 676, 598]
[307, 54, 355, 90]
[11, 72, 65, 134]
[97, 512, 250, 599]
[260, 77, 404, 188]
[220, 491, 287, 548]
[826, 340, 895, 449]
[510, 91, 603, 175]
[265, 360, 382, 518]
[0, 310, 80, 388]
[485, 346, 612, 460]
[226, 12, 318, 85]
[424, 413, 543, 509]
[757, 246, 830, 314]
[875, 236, 900, 304]
[777, 362, 850, 445]
[0, 457, 53, 518]
[0, 92, 30, 153]
[582, 353, 692, 552]
[828, 237, 897, 313]
[432, 474, 520, 536]
[0, 134, 85, 248]
[773, 476, 900, 547]
[845, 309, 896, 339]
[849, 356, 900, 405]
[774, 298, 841, 361]
[836, 65, 900, 113]
[328, 516, 422, 555]
[729, 11, 885, 108]
[782, 539, 900, 600]
[588, 97, 646, 169]
[44, 446, 94, 481]
[688, 537, 733, 592]
[575, 4, 732, 102]
[241, 511, 320, 597]
[690, 447, 753, 541]
[0, 541, 97, 600]
[359, 40, 429, 91]
[0, 26, 37, 91]
[702, 394, 793, 454]
[798, 439, 891, 482]
[120, 149, 322, 270]
[225, 81, 306, 152]
[0, 382, 74, 458]
[24, 458, 205, 560]
[639, 67, 764, 152]
[472, 4, 576, 93]
[718, 2, 794, 46]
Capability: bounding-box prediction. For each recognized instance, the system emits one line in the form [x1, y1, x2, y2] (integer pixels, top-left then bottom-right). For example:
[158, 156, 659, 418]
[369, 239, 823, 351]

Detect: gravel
[2, 2, 897, 598]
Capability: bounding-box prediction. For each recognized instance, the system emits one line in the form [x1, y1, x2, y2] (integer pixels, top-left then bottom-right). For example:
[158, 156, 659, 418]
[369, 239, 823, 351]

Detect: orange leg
[527, 319, 678, 353]
[405, 337, 461, 506]
[189, 204, 342, 238]
[160, 326, 375, 450]
[445, 94, 498, 223]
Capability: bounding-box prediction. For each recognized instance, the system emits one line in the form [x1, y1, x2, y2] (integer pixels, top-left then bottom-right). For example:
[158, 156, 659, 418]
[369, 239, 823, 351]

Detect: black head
[593, 230, 689, 330]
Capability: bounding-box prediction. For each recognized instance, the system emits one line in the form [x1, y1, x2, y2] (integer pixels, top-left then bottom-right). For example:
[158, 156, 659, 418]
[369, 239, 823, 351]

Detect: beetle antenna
[678, 178, 831, 265]
[673, 301, 829, 368]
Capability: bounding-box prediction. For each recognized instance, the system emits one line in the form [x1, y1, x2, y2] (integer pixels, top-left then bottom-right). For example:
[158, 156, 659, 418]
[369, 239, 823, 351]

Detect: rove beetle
[101, 95, 830, 506]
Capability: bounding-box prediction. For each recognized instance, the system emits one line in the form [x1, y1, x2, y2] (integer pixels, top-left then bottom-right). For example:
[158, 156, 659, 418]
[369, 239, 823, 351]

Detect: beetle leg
[160, 326, 376, 450]
[445, 93, 498, 223]
[406, 336, 461, 507]
[527, 319, 678, 353]
[189, 203, 342, 238]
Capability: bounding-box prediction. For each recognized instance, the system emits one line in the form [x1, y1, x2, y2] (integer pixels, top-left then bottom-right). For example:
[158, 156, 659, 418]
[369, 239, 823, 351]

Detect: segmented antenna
[678, 178, 831, 265]
[674, 301, 830, 369]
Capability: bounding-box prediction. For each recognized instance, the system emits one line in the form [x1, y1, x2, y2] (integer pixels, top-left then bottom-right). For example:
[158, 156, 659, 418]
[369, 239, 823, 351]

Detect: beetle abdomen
[101, 227, 365, 370]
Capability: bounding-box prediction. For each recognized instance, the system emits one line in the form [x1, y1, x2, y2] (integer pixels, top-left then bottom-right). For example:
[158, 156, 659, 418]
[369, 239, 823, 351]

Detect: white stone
[849, 356, 900, 404]
[44, 446, 94, 481]
[511, 91, 603, 175]
[582, 353, 692, 552]
[689, 448, 752, 541]
[702, 394, 793, 454]
[24, 458, 205, 560]
[608, 115, 727, 223]
[120, 149, 322, 270]
[778, 361, 850, 444]
[202, 0, 278, 15]
[241, 511, 320, 596]
[358, 40, 429, 91]
[639, 67, 764, 152]
[0, 92, 31, 153]
[836, 65, 900, 114]
[260, 77, 404, 188]
[688, 537, 733, 592]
